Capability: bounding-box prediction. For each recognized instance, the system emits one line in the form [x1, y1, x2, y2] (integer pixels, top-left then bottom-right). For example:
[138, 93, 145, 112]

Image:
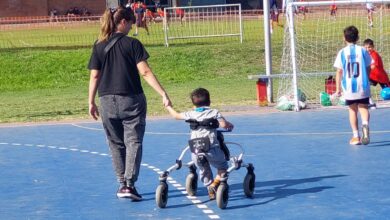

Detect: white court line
[69, 124, 390, 136]
[192, 200, 202, 204]
[197, 204, 208, 209]
[1, 142, 220, 219]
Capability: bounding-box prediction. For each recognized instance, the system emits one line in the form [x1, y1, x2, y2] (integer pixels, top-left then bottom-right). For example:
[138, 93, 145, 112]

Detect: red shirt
[176, 9, 184, 16]
[369, 50, 390, 84]
[158, 10, 164, 17]
[146, 10, 154, 17]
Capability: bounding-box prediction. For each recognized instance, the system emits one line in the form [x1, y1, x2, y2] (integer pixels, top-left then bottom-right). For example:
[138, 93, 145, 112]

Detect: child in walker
[165, 88, 234, 200]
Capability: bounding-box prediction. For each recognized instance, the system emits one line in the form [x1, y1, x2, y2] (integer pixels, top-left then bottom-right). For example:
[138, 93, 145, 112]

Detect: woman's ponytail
[98, 7, 136, 43]
[98, 9, 115, 42]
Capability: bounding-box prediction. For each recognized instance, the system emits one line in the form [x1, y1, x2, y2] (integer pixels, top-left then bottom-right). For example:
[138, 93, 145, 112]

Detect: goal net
[280, 0, 390, 110]
[163, 4, 243, 46]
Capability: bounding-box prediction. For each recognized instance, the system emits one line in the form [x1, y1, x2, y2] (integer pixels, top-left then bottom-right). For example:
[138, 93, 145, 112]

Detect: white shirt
[366, 3, 375, 10]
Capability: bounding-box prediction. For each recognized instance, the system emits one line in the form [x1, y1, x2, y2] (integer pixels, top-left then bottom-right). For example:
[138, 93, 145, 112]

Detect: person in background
[134, 2, 150, 36]
[334, 26, 371, 145]
[330, 3, 337, 20]
[363, 38, 390, 109]
[366, 3, 375, 27]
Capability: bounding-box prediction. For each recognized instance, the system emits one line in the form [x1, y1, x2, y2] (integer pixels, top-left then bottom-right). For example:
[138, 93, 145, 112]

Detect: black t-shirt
[88, 33, 149, 97]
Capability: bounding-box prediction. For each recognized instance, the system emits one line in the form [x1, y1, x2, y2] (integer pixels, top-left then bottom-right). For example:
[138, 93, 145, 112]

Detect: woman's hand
[89, 103, 99, 120]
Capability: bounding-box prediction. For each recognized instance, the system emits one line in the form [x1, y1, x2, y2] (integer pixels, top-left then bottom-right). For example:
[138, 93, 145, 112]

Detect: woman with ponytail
[88, 6, 171, 201]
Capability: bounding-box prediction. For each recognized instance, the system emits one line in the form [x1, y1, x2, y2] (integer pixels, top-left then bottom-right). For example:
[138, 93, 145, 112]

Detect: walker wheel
[156, 182, 168, 208]
[243, 172, 255, 198]
[216, 182, 229, 209]
[185, 172, 198, 196]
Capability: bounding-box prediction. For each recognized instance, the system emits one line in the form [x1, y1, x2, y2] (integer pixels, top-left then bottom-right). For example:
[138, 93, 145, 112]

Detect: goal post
[163, 4, 243, 46]
[281, 0, 390, 111]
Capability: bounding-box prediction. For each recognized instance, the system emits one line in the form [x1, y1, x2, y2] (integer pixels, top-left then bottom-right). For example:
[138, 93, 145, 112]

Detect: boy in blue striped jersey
[334, 25, 371, 145]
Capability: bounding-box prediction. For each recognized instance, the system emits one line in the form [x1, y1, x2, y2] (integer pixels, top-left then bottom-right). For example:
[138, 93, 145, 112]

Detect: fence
[0, 10, 265, 49]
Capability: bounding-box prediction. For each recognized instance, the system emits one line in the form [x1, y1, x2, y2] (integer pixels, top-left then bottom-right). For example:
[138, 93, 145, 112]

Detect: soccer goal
[163, 4, 243, 46]
[279, 0, 390, 111]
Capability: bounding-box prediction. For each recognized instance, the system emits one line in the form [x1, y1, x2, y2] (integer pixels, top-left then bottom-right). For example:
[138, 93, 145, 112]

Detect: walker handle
[217, 128, 232, 132]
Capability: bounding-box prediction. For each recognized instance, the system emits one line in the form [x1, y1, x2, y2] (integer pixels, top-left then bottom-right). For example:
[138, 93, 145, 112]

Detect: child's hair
[343, 25, 359, 43]
[190, 88, 211, 107]
[363, 38, 374, 47]
[98, 6, 136, 43]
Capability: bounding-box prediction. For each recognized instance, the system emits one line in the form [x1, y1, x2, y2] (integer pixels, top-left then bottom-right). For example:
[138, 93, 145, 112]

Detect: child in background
[145, 9, 155, 25]
[363, 38, 390, 108]
[134, 2, 149, 36]
[165, 88, 234, 200]
[330, 4, 337, 19]
[334, 26, 372, 145]
[366, 3, 375, 27]
[269, 0, 280, 34]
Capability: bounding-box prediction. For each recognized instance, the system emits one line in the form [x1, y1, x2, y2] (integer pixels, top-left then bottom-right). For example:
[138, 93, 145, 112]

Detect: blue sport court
[1, 108, 390, 219]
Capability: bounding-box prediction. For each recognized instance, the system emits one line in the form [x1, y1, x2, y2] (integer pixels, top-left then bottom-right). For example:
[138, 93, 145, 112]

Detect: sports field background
[1, 8, 389, 123]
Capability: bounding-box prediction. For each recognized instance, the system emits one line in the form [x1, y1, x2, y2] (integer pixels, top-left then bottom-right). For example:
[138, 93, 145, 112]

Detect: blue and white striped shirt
[333, 44, 371, 100]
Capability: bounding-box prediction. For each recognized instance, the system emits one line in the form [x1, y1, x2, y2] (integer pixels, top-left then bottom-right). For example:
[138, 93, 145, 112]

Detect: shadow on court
[226, 174, 346, 209]
[366, 140, 390, 147]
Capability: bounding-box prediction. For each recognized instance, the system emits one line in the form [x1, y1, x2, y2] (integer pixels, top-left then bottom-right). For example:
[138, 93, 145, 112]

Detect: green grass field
[1, 11, 389, 123]
[0, 28, 277, 122]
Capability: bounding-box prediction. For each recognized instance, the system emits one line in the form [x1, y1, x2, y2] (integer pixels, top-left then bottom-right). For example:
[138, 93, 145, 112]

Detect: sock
[353, 130, 359, 138]
[211, 178, 220, 186]
[362, 121, 368, 126]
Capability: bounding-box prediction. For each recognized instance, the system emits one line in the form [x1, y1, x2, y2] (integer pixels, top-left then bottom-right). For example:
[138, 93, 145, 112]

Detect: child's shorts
[345, 97, 369, 106]
[370, 79, 389, 89]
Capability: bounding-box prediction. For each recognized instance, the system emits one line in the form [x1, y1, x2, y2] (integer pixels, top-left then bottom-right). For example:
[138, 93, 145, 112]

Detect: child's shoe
[361, 125, 370, 145]
[349, 137, 361, 145]
[207, 179, 220, 200]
